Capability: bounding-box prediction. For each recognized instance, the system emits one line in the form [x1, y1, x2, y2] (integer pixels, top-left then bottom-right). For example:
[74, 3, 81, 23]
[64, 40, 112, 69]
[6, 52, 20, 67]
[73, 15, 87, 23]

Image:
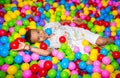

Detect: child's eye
[37, 31, 39, 33]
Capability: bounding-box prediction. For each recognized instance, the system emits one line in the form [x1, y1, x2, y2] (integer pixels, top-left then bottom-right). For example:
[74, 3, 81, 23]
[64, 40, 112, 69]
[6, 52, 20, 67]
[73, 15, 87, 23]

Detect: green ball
[107, 53, 113, 62]
[111, 45, 119, 51]
[56, 11, 62, 16]
[15, 70, 22, 78]
[14, 25, 21, 32]
[0, 70, 6, 78]
[76, 5, 82, 10]
[68, 53, 75, 61]
[91, 27, 96, 33]
[98, 32, 104, 37]
[8, 36, 14, 42]
[0, 58, 4, 66]
[5, 56, 14, 64]
[23, 20, 29, 26]
[37, 2, 42, 7]
[81, 54, 88, 62]
[16, 16, 22, 20]
[5, 7, 11, 12]
[48, 69, 56, 78]
[2, 25, 9, 31]
[70, 11, 75, 17]
[45, 12, 51, 18]
[8, 20, 15, 27]
[83, 74, 91, 78]
[37, 26, 43, 30]
[60, 71, 69, 78]
[55, 16, 61, 22]
[87, 22, 93, 29]
[13, 64, 20, 70]
[70, 74, 79, 78]
[5, 0, 10, 4]
[60, 43, 67, 50]
[101, 63, 105, 69]
[30, 61, 38, 66]
[9, 50, 18, 57]
[111, 61, 119, 70]
[48, 0, 53, 5]
[57, 64, 62, 71]
[0, 0, 5, 4]
[104, 44, 111, 51]
[65, 48, 72, 55]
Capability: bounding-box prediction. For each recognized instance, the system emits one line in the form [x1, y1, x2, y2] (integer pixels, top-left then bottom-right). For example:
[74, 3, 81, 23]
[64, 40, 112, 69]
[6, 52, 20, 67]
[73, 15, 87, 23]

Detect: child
[13, 20, 114, 56]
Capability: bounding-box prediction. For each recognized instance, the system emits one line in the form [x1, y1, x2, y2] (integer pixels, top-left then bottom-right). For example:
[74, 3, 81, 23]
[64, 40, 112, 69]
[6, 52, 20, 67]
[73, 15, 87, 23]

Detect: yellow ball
[90, 49, 98, 55]
[19, 28, 26, 35]
[53, 2, 58, 8]
[29, 25, 36, 29]
[18, 2, 24, 7]
[82, 39, 89, 46]
[91, 18, 95, 22]
[6, 75, 14, 78]
[63, 69, 70, 76]
[21, 63, 30, 71]
[17, 0, 22, 2]
[34, 42, 40, 48]
[112, 10, 118, 16]
[26, 10, 31, 15]
[14, 33, 21, 39]
[95, 25, 101, 32]
[50, 18, 55, 22]
[49, 9, 54, 14]
[90, 54, 97, 61]
[52, 57, 59, 64]
[80, 3, 84, 8]
[110, 73, 116, 78]
[14, 10, 20, 16]
[4, 15, 11, 22]
[7, 66, 17, 75]
[105, 65, 114, 73]
[61, 14, 66, 21]
[84, 10, 89, 15]
[111, 31, 116, 36]
[101, 25, 105, 32]
[30, 21, 36, 26]
[92, 72, 101, 78]
[110, 26, 116, 32]
[70, 6, 76, 10]
[66, 16, 73, 21]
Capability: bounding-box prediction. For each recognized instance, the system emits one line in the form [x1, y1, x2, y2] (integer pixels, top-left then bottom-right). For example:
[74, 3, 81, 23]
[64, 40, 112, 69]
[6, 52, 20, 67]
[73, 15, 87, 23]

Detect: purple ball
[34, 16, 40, 22]
[117, 58, 120, 64]
[0, 17, 4, 24]
[39, 20, 45, 26]
[104, 31, 110, 36]
[52, 64, 58, 70]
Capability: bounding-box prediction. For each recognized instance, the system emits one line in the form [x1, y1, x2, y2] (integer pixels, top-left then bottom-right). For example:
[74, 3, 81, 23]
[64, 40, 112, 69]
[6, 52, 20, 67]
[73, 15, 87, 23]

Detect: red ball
[89, 10, 93, 15]
[35, 11, 41, 16]
[111, 6, 116, 11]
[79, 23, 87, 29]
[116, 73, 120, 78]
[28, 17, 34, 22]
[20, 13, 26, 18]
[85, 16, 91, 21]
[6, 32, 11, 36]
[0, 4, 4, 9]
[93, 20, 98, 25]
[94, 47, 100, 53]
[30, 74, 38, 78]
[92, 2, 97, 7]
[0, 11, 5, 17]
[112, 51, 120, 59]
[10, 41, 19, 49]
[80, 71, 88, 76]
[76, 66, 81, 74]
[59, 36, 66, 43]
[31, 6, 37, 12]
[15, 38, 26, 43]
[76, 12, 80, 18]
[44, 61, 52, 70]
[30, 64, 40, 73]
[40, 42, 48, 50]
[88, 0, 93, 5]
[38, 68, 47, 77]
[97, 54, 104, 62]
[0, 29, 7, 37]
[103, 21, 110, 27]
[94, 12, 99, 18]
[98, 20, 104, 26]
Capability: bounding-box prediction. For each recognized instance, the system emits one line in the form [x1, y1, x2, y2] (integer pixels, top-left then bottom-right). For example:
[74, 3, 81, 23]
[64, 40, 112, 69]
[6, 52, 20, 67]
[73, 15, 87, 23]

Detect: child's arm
[12, 41, 52, 56]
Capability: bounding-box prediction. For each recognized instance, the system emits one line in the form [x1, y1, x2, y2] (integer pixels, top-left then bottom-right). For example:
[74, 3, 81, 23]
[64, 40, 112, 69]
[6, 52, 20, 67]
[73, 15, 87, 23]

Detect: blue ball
[115, 40, 120, 47]
[75, 52, 82, 59]
[45, 4, 50, 11]
[11, 7, 17, 12]
[86, 64, 93, 73]
[44, 56, 52, 61]
[78, 61, 86, 70]
[44, 40, 50, 47]
[56, 71, 60, 78]
[45, 28, 52, 35]
[116, 30, 120, 36]
[0, 49, 9, 57]
[4, 43, 10, 50]
[39, 55, 45, 60]
[100, 9, 105, 15]
[38, 8, 44, 13]
[0, 45, 4, 50]
[0, 36, 8, 44]
[100, 48, 108, 56]
[14, 55, 23, 64]
[61, 61, 68, 69]
[62, 58, 69, 63]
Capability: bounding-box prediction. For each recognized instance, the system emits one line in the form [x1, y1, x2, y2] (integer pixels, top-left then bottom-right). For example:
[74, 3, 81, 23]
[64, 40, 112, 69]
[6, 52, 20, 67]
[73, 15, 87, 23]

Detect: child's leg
[95, 37, 114, 46]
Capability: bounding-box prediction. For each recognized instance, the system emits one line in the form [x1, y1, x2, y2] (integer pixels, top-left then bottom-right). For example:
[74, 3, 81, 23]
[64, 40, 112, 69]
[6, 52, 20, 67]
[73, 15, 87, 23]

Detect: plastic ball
[83, 46, 90, 53]
[101, 70, 110, 78]
[48, 69, 56, 78]
[16, 20, 22, 26]
[39, 20, 45, 26]
[31, 6, 37, 12]
[93, 66, 101, 73]
[5, 56, 14, 64]
[0, 70, 6, 78]
[57, 52, 64, 60]
[52, 64, 58, 70]
[31, 53, 39, 61]
[38, 68, 47, 77]
[73, 46, 80, 53]
[82, 40, 89, 46]
[105, 65, 114, 73]
[116, 73, 120, 78]
[71, 74, 79, 78]
[71, 70, 78, 75]
[68, 62, 76, 70]
[0, 36, 8, 43]
[40, 42, 48, 50]
[100, 48, 108, 56]
[19, 28, 26, 35]
[7, 65, 17, 75]
[92, 72, 101, 78]
[97, 54, 104, 62]
[14, 55, 23, 64]
[10, 41, 19, 49]
[80, 54, 88, 62]
[59, 36, 66, 43]
[60, 71, 69, 78]
[83, 74, 91, 78]
[52, 57, 59, 64]
[0, 49, 9, 57]
[1, 64, 9, 72]
[30, 64, 40, 73]
[86, 64, 93, 73]
[23, 54, 31, 63]
[15, 70, 22, 78]
[23, 70, 32, 78]
[44, 60, 52, 70]
[78, 62, 86, 70]
[15, 37, 26, 43]
[102, 56, 111, 65]
[75, 52, 82, 59]
[52, 49, 58, 56]
[0, 29, 7, 36]
[45, 28, 52, 35]
[112, 51, 120, 59]
[21, 63, 30, 71]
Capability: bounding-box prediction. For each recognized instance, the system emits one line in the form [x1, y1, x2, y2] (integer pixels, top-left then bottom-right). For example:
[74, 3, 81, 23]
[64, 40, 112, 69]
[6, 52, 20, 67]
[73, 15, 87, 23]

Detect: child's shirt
[44, 22, 99, 54]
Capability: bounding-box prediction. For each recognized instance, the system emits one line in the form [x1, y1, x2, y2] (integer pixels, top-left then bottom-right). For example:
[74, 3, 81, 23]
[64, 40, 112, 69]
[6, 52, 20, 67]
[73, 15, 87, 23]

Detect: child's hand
[12, 41, 28, 51]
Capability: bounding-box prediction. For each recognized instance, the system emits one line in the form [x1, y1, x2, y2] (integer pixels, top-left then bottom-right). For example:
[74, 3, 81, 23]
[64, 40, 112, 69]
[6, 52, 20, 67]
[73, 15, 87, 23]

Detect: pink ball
[98, 3, 102, 8]
[118, 10, 120, 14]
[1, 64, 9, 72]
[65, 11, 70, 16]
[23, 5, 30, 10]
[76, 0, 80, 3]
[80, 15, 86, 20]
[16, 20, 22, 26]
[9, 27, 14, 33]
[108, 1, 112, 6]
[93, 60, 101, 67]
[101, 70, 110, 78]
[38, 60, 45, 68]
[31, 53, 39, 61]
[68, 62, 76, 70]
[57, 52, 64, 60]
[70, 22, 76, 27]
[83, 46, 90, 53]
[96, 0, 100, 3]
[93, 66, 101, 73]
[71, 70, 78, 75]
[18, 51, 25, 56]
[72, 0, 76, 2]
[110, 22, 116, 26]
[52, 49, 58, 56]
[102, 57, 110, 65]
[21, 9, 26, 13]
[23, 54, 31, 63]
[23, 70, 32, 78]
[73, 46, 80, 53]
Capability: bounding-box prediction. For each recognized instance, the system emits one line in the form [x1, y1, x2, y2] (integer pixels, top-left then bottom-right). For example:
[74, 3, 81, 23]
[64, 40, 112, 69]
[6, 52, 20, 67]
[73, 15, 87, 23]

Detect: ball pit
[0, 0, 120, 78]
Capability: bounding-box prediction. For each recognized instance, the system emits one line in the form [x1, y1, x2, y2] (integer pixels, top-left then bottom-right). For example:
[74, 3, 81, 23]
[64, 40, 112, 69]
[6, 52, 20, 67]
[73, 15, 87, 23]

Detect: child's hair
[25, 29, 33, 44]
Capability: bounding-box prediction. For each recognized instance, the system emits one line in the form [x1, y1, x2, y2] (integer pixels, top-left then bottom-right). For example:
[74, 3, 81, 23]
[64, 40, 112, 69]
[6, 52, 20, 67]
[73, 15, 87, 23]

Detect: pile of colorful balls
[0, 0, 120, 78]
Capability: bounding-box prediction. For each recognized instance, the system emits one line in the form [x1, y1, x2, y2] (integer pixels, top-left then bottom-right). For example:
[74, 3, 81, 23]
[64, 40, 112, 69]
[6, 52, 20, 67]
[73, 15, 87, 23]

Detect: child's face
[30, 29, 48, 43]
